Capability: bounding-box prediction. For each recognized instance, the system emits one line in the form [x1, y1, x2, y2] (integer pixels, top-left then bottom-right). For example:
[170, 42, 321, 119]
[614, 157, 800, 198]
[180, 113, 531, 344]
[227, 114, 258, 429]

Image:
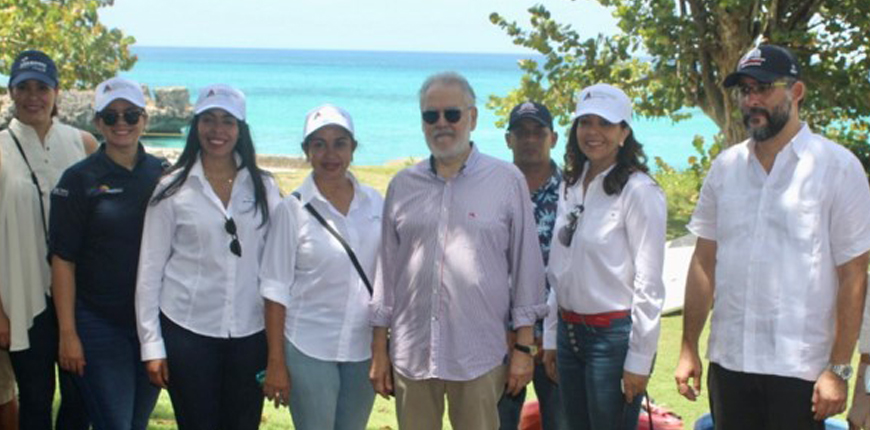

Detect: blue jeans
[73, 302, 160, 430]
[161, 314, 266, 430]
[497, 361, 567, 430]
[285, 341, 375, 430]
[556, 316, 642, 430]
[8, 300, 89, 430]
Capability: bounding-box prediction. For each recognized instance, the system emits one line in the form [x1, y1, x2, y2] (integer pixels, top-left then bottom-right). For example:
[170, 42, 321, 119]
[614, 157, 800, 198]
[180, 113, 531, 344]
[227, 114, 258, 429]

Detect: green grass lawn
[125, 164, 852, 428]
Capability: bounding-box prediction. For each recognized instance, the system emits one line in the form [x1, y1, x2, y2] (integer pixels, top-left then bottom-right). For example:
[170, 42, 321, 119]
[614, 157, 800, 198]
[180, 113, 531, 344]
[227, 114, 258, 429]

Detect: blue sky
[99, 0, 618, 54]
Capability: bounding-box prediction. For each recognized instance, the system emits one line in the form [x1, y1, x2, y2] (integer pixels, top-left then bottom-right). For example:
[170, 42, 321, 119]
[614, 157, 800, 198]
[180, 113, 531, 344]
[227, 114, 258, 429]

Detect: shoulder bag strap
[7, 129, 49, 247]
[292, 192, 373, 296]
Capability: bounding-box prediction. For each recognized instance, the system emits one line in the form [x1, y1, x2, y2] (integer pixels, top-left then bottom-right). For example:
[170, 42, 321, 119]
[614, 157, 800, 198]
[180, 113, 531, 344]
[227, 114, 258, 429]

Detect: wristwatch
[828, 364, 854, 381]
[514, 343, 539, 357]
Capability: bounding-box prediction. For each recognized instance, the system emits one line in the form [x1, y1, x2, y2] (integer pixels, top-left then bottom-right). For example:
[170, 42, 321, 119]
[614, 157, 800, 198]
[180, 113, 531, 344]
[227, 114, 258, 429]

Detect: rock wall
[0, 86, 193, 135]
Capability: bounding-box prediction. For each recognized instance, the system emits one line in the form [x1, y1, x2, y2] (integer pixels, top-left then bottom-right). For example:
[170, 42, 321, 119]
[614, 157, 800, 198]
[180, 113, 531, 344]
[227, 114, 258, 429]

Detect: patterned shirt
[370, 144, 548, 381]
[530, 161, 562, 337]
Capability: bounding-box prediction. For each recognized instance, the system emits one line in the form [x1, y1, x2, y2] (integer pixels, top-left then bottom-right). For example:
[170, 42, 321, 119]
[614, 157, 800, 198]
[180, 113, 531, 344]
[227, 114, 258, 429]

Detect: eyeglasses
[557, 204, 584, 247]
[422, 108, 465, 125]
[97, 109, 144, 126]
[734, 81, 790, 98]
[225, 217, 242, 257]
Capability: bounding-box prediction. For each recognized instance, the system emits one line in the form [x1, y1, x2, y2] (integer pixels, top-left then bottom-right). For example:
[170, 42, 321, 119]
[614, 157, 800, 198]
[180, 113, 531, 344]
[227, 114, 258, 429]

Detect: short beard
[743, 97, 792, 142]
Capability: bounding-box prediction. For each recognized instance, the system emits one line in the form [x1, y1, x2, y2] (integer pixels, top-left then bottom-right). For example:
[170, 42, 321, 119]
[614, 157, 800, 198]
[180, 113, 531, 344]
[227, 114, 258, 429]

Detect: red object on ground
[519, 400, 542, 430]
[638, 401, 684, 430]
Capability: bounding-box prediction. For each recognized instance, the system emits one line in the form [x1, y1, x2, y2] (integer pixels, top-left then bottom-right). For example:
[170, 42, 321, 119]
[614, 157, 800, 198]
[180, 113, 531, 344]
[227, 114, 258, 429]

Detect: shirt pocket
[581, 207, 621, 245]
[716, 195, 753, 242]
[786, 199, 820, 256]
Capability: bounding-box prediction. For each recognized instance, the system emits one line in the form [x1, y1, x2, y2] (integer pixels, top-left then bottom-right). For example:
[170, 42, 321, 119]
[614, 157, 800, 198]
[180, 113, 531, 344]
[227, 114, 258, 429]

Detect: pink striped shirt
[371, 145, 548, 381]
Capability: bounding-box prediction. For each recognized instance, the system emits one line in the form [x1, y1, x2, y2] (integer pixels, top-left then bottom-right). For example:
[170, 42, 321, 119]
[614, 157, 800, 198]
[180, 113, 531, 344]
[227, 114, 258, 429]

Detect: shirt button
[431, 316, 436, 321]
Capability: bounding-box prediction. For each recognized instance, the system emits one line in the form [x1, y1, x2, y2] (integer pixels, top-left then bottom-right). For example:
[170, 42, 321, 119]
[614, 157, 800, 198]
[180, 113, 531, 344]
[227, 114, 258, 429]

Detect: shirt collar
[428, 142, 479, 176]
[189, 151, 245, 187]
[296, 171, 367, 207]
[746, 122, 812, 163]
[8, 117, 60, 142]
[94, 143, 148, 175]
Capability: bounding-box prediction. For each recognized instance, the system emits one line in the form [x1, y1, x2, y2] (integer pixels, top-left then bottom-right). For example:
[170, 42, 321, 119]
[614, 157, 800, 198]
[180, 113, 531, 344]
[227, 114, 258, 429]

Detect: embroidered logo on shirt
[51, 187, 69, 197]
[95, 184, 124, 195]
[468, 212, 477, 219]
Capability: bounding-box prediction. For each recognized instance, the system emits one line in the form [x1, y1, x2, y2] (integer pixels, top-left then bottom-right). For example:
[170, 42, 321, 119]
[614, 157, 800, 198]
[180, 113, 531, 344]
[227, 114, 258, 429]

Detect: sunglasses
[225, 217, 242, 257]
[733, 80, 790, 98]
[422, 108, 464, 125]
[98, 109, 144, 126]
[557, 204, 585, 247]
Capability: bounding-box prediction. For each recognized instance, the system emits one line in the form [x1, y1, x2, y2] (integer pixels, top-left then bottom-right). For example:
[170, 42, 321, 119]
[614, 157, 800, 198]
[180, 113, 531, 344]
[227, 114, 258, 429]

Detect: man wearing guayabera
[674, 44, 870, 429]
[497, 101, 567, 430]
[369, 71, 548, 430]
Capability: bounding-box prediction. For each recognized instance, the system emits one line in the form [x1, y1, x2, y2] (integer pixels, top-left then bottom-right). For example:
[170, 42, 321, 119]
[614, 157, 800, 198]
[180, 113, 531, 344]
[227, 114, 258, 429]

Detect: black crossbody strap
[7, 129, 49, 247]
[292, 192, 373, 296]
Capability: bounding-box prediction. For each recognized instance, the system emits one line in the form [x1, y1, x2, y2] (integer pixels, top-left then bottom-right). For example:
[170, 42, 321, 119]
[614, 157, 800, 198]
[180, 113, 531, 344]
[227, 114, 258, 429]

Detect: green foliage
[489, 0, 870, 155]
[0, 0, 136, 90]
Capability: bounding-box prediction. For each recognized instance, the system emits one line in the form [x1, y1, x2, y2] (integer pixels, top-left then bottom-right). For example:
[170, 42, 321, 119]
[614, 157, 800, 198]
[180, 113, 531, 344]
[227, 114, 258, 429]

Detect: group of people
[0, 42, 868, 430]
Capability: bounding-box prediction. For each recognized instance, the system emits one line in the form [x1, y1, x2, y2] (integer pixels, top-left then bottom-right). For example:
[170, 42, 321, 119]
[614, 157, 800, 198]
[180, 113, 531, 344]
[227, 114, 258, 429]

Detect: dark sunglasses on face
[422, 108, 464, 125]
[225, 217, 242, 257]
[734, 80, 790, 98]
[97, 109, 144, 126]
[557, 204, 585, 247]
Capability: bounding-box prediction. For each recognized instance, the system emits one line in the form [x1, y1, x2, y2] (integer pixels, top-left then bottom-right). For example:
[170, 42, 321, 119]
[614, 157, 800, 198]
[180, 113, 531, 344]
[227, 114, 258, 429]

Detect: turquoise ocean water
[122, 46, 720, 168]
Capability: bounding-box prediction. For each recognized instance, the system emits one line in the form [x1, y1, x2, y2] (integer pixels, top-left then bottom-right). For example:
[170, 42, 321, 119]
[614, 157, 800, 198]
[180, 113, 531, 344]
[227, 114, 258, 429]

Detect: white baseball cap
[94, 77, 146, 112]
[303, 104, 354, 140]
[194, 84, 246, 121]
[573, 83, 633, 126]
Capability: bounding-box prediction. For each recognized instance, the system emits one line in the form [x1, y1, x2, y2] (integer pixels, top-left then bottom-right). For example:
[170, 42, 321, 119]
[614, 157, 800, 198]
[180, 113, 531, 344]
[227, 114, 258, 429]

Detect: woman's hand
[622, 370, 649, 403]
[369, 346, 393, 398]
[263, 361, 291, 408]
[145, 359, 169, 388]
[543, 349, 559, 384]
[58, 331, 86, 376]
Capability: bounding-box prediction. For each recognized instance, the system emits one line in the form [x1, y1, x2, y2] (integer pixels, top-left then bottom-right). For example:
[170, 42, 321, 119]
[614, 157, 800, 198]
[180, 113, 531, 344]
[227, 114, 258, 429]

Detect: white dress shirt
[689, 124, 870, 381]
[136, 155, 281, 361]
[260, 173, 382, 362]
[544, 166, 666, 375]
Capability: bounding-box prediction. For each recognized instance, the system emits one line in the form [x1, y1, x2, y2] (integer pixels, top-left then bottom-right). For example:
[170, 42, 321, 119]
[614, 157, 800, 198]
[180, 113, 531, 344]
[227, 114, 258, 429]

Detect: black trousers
[161, 314, 266, 430]
[708, 362, 825, 430]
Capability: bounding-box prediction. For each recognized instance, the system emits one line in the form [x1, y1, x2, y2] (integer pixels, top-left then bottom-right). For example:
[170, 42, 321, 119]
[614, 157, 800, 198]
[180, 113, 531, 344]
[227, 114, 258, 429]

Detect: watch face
[832, 364, 854, 380]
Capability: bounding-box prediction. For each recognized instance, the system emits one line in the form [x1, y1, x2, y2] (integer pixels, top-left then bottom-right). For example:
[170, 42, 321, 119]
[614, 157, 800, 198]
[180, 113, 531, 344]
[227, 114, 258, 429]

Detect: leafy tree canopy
[489, 0, 870, 155]
[0, 0, 136, 90]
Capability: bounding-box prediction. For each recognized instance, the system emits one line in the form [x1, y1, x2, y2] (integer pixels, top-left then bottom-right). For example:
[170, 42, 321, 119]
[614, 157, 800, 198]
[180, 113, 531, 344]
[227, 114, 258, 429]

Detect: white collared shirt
[544, 166, 666, 375]
[136, 155, 280, 361]
[260, 173, 382, 362]
[689, 124, 870, 381]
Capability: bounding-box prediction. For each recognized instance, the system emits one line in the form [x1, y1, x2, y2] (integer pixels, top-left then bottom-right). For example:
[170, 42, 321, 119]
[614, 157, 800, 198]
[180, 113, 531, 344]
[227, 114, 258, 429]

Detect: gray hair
[418, 71, 476, 107]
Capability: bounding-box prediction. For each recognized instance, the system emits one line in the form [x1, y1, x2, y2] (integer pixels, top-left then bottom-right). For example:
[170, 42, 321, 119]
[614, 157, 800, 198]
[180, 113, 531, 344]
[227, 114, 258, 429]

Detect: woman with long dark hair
[49, 77, 163, 429]
[136, 84, 280, 429]
[542, 83, 666, 430]
[0, 49, 96, 430]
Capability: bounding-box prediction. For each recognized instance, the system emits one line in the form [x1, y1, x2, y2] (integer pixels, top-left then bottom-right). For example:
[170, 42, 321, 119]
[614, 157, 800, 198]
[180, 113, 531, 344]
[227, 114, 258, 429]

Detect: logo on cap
[517, 102, 538, 114]
[207, 89, 216, 98]
[103, 84, 113, 93]
[19, 58, 48, 73]
[739, 49, 765, 69]
[584, 92, 593, 100]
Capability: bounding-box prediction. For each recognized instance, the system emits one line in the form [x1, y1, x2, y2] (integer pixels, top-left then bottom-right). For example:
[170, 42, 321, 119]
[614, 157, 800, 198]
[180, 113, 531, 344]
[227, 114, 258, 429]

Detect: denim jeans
[497, 361, 567, 430]
[284, 341, 375, 430]
[161, 314, 266, 430]
[556, 316, 642, 430]
[8, 300, 89, 430]
[73, 302, 160, 430]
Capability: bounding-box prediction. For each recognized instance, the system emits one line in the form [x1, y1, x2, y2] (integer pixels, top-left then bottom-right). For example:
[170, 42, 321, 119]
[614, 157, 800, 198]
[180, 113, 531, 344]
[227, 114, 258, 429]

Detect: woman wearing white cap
[542, 83, 666, 429]
[49, 76, 164, 429]
[260, 104, 380, 429]
[0, 49, 97, 430]
[136, 84, 280, 429]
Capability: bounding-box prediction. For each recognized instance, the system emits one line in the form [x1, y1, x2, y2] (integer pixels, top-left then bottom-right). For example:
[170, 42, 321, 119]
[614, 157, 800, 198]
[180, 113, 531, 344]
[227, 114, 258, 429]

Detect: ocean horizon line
[132, 45, 544, 58]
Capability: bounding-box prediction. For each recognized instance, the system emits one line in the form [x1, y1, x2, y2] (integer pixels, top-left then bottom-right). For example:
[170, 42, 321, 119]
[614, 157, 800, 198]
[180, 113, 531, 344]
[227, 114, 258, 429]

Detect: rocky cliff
[0, 86, 193, 135]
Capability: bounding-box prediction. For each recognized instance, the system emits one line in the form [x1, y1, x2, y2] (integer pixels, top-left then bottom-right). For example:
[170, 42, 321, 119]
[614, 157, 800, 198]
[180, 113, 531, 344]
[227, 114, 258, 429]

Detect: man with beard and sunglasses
[369, 72, 548, 429]
[674, 44, 870, 429]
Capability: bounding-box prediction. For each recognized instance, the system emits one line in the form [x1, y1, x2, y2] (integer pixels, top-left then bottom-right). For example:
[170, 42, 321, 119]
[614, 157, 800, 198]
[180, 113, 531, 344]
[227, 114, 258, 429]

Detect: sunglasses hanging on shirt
[225, 217, 242, 257]
[557, 204, 585, 247]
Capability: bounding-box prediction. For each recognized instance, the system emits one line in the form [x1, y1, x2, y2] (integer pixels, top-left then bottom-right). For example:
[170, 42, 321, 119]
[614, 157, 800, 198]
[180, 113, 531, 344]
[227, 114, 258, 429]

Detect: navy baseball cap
[9, 50, 58, 89]
[508, 101, 554, 130]
[723, 44, 800, 88]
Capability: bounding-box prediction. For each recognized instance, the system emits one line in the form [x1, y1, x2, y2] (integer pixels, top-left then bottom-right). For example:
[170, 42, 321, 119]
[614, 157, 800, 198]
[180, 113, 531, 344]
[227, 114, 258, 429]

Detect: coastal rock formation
[0, 86, 193, 135]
